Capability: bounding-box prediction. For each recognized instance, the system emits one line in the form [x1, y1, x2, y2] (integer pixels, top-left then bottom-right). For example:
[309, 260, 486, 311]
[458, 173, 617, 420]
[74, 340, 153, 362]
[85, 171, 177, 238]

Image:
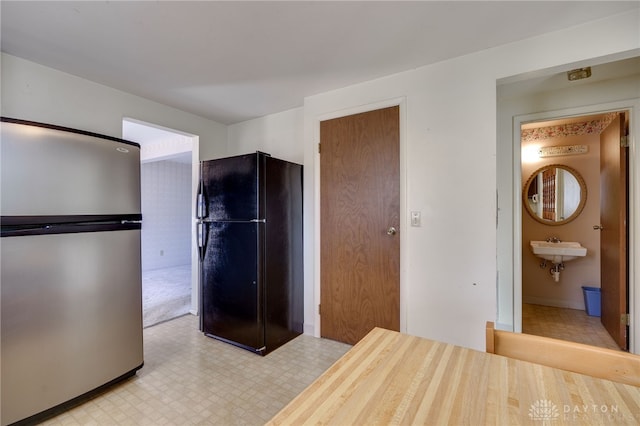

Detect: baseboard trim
[524, 296, 584, 311]
[303, 323, 315, 336]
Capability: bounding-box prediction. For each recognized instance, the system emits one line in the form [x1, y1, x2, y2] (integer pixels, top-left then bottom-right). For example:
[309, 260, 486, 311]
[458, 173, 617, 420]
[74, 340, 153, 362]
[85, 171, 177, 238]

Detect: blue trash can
[582, 286, 601, 317]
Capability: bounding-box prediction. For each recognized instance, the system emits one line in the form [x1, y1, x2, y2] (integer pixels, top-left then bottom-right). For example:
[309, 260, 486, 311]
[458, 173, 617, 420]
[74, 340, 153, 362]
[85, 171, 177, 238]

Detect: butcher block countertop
[267, 327, 640, 425]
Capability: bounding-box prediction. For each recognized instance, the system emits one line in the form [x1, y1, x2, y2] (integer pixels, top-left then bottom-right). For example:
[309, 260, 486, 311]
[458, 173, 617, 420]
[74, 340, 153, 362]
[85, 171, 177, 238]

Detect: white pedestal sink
[530, 241, 587, 282]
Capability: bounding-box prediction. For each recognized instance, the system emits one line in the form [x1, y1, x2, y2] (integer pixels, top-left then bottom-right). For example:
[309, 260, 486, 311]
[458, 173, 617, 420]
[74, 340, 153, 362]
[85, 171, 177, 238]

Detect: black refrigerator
[197, 152, 303, 355]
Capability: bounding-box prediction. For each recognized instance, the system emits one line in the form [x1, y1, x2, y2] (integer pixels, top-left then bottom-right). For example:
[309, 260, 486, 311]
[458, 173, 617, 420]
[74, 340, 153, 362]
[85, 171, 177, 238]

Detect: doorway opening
[497, 55, 640, 353]
[520, 111, 629, 351]
[123, 119, 200, 328]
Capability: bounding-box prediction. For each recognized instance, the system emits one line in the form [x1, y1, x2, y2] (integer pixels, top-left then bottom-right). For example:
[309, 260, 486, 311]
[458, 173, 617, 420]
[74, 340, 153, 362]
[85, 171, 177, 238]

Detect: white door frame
[512, 99, 639, 353]
[189, 137, 200, 315]
[122, 118, 201, 317]
[313, 97, 408, 337]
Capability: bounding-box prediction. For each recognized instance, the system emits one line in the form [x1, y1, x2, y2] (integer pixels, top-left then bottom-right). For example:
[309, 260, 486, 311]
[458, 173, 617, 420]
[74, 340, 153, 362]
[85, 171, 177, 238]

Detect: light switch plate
[411, 211, 421, 227]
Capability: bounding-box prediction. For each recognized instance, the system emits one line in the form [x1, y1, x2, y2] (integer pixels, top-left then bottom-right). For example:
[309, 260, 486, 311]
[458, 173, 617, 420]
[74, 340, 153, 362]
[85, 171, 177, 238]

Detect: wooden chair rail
[486, 321, 640, 387]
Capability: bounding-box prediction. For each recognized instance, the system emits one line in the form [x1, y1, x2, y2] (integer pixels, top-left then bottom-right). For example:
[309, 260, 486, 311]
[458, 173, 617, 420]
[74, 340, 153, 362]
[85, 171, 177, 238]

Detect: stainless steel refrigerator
[197, 152, 303, 355]
[0, 118, 144, 425]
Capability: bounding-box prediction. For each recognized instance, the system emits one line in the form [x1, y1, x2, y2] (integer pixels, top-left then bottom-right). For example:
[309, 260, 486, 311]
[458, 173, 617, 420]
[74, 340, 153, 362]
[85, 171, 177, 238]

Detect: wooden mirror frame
[522, 164, 587, 226]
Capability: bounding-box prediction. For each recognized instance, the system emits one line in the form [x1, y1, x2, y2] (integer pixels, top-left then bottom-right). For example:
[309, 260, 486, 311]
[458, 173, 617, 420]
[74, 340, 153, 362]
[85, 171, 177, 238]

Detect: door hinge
[621, 136, 629, 148]
[318, 143, 321, 154]
[622, 313, 630, 326]
[318, 304, 321, 315]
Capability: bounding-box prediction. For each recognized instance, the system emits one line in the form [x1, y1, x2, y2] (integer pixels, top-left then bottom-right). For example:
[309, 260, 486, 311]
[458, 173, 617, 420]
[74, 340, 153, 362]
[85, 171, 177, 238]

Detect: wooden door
[320, 106, 400, 345]
[600, 112, 628, 350]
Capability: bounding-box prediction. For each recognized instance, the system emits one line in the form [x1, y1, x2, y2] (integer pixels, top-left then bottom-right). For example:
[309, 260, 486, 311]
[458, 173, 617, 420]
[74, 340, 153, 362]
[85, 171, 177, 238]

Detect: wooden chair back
[485, 321, 640, 387]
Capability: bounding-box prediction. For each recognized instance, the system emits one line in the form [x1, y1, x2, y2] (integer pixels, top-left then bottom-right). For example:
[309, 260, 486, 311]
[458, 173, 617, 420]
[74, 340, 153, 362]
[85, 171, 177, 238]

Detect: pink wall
[522, 132, 601, 310]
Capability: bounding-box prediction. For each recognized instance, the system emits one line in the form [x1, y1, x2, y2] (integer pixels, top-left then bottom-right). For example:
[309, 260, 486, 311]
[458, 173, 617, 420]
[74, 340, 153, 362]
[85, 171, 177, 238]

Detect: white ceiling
[2, 1, 638, 125]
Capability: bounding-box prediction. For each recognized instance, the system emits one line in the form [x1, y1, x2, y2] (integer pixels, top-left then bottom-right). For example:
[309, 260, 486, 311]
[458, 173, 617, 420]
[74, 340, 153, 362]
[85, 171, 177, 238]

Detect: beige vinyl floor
[522, 303, 621, 350]
[34, 305, 621, 425]
[41, 315, 351, 425]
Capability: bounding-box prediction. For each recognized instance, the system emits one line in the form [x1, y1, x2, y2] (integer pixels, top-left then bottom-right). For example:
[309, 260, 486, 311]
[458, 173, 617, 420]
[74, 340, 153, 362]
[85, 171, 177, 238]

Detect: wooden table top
[267, 327, 640, 425]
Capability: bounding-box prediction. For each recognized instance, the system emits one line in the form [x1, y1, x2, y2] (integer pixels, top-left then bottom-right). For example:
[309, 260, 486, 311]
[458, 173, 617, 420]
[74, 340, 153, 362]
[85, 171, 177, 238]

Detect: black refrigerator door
[201, 221, 264, 352]
[264, 157, 304, 352]
[201, 153, 266, 221]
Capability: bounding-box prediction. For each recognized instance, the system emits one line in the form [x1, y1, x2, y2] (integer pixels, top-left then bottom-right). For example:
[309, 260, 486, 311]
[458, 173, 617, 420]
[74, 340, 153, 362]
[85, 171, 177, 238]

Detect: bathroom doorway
[519, 110, 630, 350]
[497, 55, 640, 353]
[122, 119, 200, 327]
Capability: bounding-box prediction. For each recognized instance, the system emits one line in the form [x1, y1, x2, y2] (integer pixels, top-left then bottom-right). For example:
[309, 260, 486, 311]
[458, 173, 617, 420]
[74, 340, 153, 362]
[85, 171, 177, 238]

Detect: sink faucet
[546, 236, 562, 243]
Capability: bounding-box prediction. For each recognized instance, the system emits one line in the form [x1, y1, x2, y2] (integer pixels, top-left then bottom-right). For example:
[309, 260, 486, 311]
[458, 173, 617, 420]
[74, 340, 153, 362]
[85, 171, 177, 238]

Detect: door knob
[593, 225, 604, 230]
[387, 226, 397, 236]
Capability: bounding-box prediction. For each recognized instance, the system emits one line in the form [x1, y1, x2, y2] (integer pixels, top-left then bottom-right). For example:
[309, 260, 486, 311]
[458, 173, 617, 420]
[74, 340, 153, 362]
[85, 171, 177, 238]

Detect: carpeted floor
[142, 264, 192, 328]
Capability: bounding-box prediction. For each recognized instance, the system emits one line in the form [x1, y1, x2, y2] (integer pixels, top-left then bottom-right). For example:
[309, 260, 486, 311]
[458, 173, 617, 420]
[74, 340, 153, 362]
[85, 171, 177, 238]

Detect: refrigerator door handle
[196, 192, 205, 219]
[196, 162, 206, 219]
[197, 222, 207, 260]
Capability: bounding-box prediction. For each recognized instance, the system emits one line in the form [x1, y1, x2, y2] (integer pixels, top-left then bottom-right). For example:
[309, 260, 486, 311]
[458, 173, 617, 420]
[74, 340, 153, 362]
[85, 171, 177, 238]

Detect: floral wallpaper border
[521, 112, 618, 142]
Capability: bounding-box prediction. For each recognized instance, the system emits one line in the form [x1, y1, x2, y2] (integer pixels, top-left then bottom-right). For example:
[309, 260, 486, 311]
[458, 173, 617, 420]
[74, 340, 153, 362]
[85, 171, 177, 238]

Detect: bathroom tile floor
[41, 315, 351, 425]
[522, 303, 621, 350]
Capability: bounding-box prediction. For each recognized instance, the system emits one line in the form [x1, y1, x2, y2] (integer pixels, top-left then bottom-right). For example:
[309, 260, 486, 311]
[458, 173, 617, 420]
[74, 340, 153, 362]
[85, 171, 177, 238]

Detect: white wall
[304, 55, 498, 350]
[138, 134, 193, 163]
[141, 160, 192, 271]
[227, 107, 304, 163]
[1, 53, 227, 160]
[230, 9, 640, 350]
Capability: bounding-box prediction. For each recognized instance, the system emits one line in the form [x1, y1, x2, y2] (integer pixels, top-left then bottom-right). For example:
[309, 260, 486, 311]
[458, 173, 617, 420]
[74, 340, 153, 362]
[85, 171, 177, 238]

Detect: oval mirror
[523, 164, 587, 226]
